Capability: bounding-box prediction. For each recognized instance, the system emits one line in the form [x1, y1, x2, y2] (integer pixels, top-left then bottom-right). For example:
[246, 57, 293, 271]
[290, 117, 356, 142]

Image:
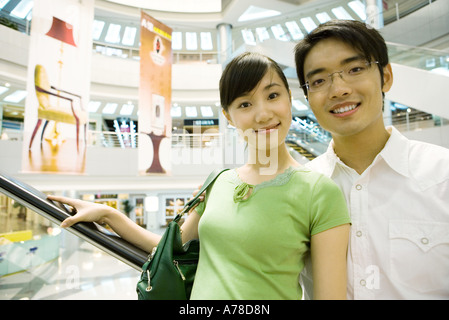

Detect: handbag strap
[174, 168, 229, 223]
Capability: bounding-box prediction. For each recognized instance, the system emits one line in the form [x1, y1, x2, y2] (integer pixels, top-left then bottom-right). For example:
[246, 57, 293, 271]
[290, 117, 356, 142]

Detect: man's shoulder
[305, 152, 334, 177]
[407, 139, 449, 189]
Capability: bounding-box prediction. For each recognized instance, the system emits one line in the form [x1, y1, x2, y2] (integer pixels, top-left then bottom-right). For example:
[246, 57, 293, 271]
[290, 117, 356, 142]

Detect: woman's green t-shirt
[190, 166, 350, 300]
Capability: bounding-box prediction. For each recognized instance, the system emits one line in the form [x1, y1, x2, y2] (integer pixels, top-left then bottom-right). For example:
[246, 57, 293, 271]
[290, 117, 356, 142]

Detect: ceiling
[0, 0, 445, 127]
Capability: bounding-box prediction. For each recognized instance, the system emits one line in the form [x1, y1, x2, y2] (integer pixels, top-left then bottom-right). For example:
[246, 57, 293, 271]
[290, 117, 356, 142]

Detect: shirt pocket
[389, 220, 449, 295]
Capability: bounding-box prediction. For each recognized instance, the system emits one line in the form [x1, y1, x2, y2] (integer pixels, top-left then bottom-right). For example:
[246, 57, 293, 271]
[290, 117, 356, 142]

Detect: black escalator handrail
[0, 171, 149, 271]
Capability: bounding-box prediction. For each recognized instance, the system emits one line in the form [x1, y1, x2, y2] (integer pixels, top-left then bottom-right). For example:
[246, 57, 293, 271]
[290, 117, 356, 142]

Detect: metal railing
[86, 131, 223, 149]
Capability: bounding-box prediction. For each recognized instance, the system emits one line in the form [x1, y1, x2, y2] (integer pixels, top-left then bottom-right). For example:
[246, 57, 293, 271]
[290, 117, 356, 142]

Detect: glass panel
[348, 0, 367, 20]
[332, 6, 354, 20]
[105, 23, 122, 44]
[120, 103, 134, 115]
[0, 85, 9, 95]
[3, 90, 27, 103]
[200, 32, 213, 50]
[200, 106, 213, 117]
[122, 26, 137, 46]
[300, 17, 318, 33]
[171, 105, 182, 117]
[316, 12, 332, 23]
[92, 20, 105, 40]
[0, 0, 11, 10]
[172, 31, 182, 50]
[87, 100, 101, 113]
[10, 0, 33, 19]
[241, 29, 256, 45]
[285, 21, 304, 40]
[255, 27, 270, 42]
[270, 24, 289, 41]
[185, 106, 198, 117]
[0, 193, 60, 279]
[185, 32, 198, 50]
[102, 103, 118, 114]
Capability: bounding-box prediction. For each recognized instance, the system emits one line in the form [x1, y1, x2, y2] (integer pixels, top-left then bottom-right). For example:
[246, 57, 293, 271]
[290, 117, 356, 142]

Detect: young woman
[49, 52, 350, 300]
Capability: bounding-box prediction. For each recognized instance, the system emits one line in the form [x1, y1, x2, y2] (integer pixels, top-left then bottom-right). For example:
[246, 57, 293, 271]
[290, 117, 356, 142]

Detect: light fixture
[120, 102, 135, 115]
[348, 0, 367, 20]
[238, 5, 281, 22]
[0, 86, 9, 95]
[185, 106, 198, 117]
[200, 106, 213, 117]
[102, 103, 118, 114]
[87, 101, 101, 113]
[4, 90, 27, 103]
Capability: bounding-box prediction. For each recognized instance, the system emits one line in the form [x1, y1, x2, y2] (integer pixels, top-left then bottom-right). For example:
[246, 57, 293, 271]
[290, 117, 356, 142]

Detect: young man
[295, 19, 449, 299]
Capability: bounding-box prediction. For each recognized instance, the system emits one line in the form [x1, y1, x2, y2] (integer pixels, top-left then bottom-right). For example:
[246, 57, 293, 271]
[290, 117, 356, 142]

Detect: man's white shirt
[304, 126, 449, 299]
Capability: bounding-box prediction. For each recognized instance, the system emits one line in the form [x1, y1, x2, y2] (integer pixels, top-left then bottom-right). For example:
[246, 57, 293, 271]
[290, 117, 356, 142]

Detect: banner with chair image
[22, 0, 94, 174]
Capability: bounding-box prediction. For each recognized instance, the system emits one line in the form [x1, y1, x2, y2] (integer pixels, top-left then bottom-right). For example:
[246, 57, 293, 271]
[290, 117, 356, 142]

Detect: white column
[216, 23, 232, 64]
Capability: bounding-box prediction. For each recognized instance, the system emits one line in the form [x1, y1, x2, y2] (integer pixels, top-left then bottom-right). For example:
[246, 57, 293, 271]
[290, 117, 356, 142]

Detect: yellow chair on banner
[28, 64, 87, 152]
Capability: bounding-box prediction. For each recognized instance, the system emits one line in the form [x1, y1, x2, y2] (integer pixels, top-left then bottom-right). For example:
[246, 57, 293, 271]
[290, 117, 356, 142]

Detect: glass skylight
[200, 106, 213, 117]
[10, 0, 33, 19]
[172, 32, 182, 50]
[316, 12, 332, 24]
[120, 102, 134, 115]
[285, 21, 304, 40]
[185, 106, 198, 117]
[105, 23, 122, 44]
[25, 9, 32, 21]
[241, 29, 256, 45]
[87, 100, 101, 113]
[0, 85, 9, 95]
[102, 102, 118, 114]
[300, 17, 318, 33]
[122, 26, 137, 46]
[185, 32, 198, 50]
[238, 5, 281, 22]
[348, 0, 367, 20]
[271, 24, 289, 41]
[171, 105, 182, 117]
[0, 0, 10, 10]
[3, 90, 27, 103]
[332, 6, 354, 20]
[92, 20, 105, 40]
[255, 27, 270, 42]
[200, 32, 213, 50]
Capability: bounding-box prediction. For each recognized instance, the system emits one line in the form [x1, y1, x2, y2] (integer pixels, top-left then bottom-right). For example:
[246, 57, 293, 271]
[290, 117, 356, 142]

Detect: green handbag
[136, 168, 228, 300]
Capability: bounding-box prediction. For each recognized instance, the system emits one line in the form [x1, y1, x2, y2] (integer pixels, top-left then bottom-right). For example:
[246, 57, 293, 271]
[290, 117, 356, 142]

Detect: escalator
[0, 171, 149, 271]
[286, 140, 317, 161]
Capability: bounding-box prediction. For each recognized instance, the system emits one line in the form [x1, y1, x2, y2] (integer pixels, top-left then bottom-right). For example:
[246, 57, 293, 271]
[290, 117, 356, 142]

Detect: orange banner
[138, 11, 172, 175]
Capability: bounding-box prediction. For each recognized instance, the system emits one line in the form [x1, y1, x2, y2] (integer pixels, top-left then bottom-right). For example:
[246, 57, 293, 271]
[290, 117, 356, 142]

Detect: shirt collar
[323, 126, 410, 178]
[377, 126, 410, 178]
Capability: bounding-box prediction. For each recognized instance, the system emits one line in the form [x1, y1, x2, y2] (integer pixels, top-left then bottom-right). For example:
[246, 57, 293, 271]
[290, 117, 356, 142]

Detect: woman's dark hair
[220, 52, 290, 112]
[294, 19, 389, 97]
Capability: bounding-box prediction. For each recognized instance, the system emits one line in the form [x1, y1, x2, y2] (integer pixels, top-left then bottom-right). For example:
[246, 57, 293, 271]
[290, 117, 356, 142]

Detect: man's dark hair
[294, 19, 389, 97]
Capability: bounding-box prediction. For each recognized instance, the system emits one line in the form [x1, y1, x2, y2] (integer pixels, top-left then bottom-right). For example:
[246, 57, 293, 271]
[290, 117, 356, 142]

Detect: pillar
[216, 23, 232, 64]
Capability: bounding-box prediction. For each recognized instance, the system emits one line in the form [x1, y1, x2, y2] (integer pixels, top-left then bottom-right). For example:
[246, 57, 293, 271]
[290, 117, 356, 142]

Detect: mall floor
[0, 239, 143, 300]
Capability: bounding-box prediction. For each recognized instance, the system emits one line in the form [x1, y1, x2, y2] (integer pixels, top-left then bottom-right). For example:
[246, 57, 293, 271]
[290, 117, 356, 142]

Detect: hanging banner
[22, 0, 94, 174]
[138, 11, 172, 175]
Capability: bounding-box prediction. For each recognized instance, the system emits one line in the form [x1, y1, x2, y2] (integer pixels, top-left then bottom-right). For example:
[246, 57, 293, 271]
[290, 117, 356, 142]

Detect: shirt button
[421, 237, 429, 245]
[356, 231, 363, 237]
[356, 184, 362, 190]
[360, 279, 366, 286]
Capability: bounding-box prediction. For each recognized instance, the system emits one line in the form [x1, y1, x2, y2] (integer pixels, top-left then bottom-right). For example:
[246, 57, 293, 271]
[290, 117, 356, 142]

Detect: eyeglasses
[302, 60, 379, 93]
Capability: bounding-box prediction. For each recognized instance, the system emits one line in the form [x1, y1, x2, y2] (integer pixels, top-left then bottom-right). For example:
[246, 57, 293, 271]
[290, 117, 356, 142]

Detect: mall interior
[0, 0, 448, 300]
